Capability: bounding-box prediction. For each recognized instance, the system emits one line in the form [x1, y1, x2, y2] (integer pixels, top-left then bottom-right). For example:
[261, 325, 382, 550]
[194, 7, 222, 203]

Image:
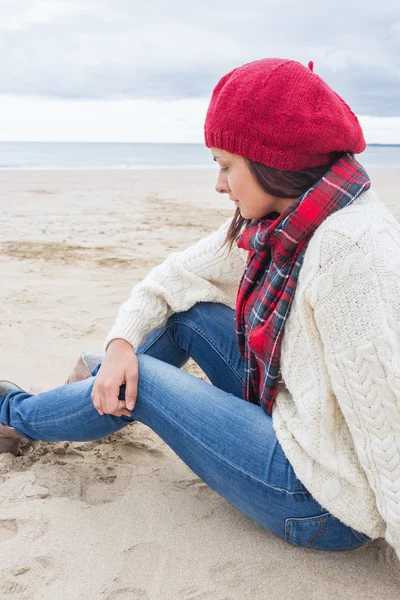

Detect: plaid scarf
[235, 152, 371, 416]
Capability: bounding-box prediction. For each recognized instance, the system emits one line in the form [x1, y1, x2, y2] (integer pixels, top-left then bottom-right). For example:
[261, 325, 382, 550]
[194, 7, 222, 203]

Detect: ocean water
[0, 142, 399, 170]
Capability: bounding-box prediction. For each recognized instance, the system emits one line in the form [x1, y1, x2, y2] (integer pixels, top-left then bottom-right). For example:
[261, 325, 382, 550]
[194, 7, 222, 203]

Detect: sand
[0, 168, 399, 599]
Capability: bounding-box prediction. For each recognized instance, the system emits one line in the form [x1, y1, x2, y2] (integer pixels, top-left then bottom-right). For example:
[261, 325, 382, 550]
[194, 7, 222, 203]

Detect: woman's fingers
[112, 402, 132, 418]
[92, 384, 130, 417]
[103, 382, 123, 415]
[91, 385, 104, 415]
[125, 373, 138, 410]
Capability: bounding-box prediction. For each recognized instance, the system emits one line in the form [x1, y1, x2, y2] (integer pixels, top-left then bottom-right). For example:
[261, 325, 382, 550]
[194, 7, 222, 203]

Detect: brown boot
[0, 424, 23, 456]
[0, 381, 24, 456]
[65, 352, 104, 385]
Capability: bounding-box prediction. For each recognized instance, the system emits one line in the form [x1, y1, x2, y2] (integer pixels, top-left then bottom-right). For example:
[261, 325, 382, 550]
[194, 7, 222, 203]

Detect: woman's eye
[220, 167, 228, 172]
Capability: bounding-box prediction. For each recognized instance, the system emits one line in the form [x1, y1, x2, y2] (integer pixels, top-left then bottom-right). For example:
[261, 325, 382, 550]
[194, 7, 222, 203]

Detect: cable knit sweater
[104, 188, 400, 559]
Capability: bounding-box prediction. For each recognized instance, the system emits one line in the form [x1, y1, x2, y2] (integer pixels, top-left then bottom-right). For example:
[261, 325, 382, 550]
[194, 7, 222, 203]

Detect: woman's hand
[91, 338, 138, 417]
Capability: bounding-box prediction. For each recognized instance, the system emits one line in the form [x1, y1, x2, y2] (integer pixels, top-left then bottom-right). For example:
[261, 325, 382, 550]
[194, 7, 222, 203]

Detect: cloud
[1, 0, 399, 118]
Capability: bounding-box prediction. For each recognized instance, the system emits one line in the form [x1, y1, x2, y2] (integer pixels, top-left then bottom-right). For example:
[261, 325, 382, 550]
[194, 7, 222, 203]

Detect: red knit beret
[204, 58, 366, 171]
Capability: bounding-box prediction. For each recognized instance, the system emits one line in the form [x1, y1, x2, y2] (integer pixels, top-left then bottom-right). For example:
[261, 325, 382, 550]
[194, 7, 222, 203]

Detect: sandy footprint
[102, 541, 167, 599]
[0, 518, 18, 541]
[0, 471, 50, 503]
[20, 459, 131, 506]
[0, 513, 49, 543]
[80, 462, 132, 505]
[176, 586, 229, 600]
[0, 555, 56, 599]
[171, 476, 216, 509]
[105, 587, 149, 600]
[208, 558, 266, 599]
[172, 476, 206, 490]
[0, 578, 27, 596]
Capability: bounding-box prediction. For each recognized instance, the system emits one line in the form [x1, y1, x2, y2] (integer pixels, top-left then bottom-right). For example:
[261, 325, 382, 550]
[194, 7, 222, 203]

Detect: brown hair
[221, 151, 354, 252]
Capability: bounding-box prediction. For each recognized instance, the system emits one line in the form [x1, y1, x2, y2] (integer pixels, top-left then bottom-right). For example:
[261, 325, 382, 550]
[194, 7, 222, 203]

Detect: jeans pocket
[285, 512, 330, 549]
[285, 512, 372, 551]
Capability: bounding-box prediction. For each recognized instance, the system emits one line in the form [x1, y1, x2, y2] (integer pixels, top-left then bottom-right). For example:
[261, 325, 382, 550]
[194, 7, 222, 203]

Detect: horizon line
[0, 141, 399, 147]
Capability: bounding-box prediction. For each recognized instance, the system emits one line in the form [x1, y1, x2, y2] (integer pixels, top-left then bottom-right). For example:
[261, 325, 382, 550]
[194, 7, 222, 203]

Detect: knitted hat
[204, 58, 366, 171]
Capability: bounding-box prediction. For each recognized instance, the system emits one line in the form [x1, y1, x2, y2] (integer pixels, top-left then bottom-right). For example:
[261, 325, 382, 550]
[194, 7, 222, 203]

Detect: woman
[1, 58, 399, 558]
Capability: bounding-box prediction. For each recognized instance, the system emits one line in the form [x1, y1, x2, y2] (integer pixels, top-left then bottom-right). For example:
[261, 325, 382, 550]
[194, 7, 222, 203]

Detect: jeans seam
[143, 392, 310, 496]
[137, 326, 171, 354]
[308, 516, 327, 547]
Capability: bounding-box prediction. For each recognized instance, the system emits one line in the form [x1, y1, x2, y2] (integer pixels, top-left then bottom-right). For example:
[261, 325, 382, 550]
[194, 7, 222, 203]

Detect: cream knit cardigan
[104, 188, 400, 559]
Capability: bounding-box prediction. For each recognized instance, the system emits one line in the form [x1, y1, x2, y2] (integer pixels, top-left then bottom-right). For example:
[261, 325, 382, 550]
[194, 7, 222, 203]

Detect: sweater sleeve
[104, 216, 247, 352]
[308, 232, 400, 560]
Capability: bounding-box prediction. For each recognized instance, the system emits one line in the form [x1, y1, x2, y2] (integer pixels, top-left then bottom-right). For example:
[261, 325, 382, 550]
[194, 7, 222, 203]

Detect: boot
[65, 352, 104, 385]
[0, 381, 25, 456]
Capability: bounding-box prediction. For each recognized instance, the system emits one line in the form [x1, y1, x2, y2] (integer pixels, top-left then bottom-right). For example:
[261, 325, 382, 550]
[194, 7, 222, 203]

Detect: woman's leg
[0, 302, 371, 551]
[0, 301, 240, 442]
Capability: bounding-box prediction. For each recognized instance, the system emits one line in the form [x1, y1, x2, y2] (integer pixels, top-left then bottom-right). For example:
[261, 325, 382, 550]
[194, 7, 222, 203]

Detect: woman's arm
[104, 216, 247, 352]
[309, 231, 400, 561]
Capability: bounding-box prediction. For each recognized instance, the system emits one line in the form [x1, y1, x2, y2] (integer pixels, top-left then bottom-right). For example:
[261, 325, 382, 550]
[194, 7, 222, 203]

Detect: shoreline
[0, 163, 400, 171]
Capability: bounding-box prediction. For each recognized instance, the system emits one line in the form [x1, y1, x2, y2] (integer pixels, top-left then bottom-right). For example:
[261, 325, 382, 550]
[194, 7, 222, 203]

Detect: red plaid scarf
[235, 152, 371, 415]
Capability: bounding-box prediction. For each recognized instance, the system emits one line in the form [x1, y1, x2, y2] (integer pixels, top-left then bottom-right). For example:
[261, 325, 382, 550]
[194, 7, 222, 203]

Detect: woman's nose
[215, 173, 229, 194]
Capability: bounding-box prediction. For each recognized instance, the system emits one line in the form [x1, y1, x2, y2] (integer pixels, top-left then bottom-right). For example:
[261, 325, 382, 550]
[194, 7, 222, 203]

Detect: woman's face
[211, 147, 297, 220]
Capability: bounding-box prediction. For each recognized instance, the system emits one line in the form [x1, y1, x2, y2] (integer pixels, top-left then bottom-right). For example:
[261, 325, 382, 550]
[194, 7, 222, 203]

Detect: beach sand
[0, 168, 399, 599]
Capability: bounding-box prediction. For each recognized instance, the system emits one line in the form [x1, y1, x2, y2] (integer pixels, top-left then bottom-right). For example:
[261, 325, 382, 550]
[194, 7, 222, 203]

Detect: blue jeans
[0, 301, 372, 551]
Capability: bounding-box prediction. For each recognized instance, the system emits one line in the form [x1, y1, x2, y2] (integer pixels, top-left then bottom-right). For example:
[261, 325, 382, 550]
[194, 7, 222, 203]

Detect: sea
[0, 142, 399, 171]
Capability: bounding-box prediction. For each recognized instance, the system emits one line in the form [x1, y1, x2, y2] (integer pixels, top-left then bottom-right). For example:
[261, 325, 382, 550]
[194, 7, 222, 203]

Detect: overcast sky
[1, 0, 399, 143]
